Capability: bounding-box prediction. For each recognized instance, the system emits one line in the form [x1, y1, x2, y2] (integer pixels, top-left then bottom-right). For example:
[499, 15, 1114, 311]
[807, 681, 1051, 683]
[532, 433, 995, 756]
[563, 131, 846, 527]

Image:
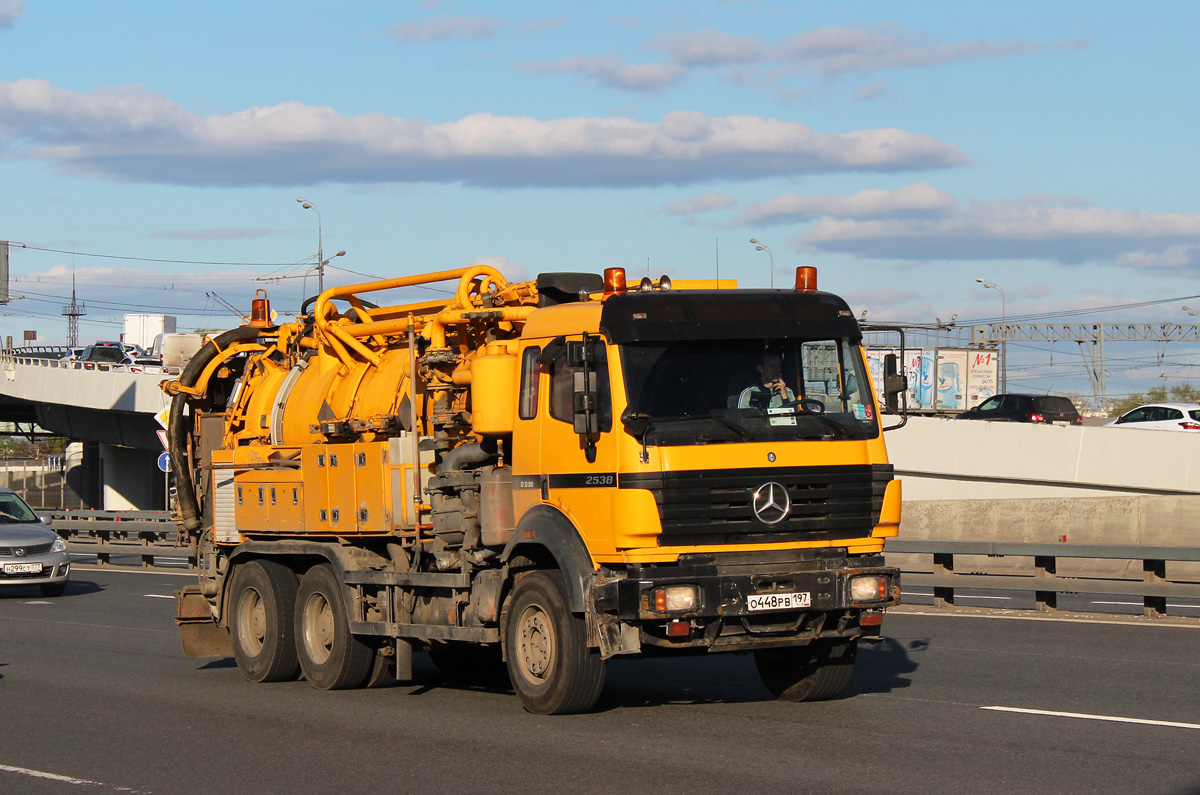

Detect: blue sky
[1, 1, 1198, 403]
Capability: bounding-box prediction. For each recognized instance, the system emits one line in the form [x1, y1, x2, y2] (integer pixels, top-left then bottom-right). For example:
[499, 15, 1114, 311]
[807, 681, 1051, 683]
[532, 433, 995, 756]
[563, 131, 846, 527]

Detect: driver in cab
[737, 352, 795, 409]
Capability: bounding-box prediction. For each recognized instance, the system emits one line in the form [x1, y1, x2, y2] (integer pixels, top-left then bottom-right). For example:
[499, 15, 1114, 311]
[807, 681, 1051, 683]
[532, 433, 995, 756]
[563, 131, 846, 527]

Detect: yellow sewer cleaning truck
[165, 264, 903, 714]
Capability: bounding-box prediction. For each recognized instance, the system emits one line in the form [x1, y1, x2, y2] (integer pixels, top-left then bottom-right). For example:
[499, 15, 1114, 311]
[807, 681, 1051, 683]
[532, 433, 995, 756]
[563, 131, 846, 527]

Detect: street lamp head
[749, 238, 759, 245]
[975, 278, 985, 283]
[296, 197, 308, 204]
[334, 250, 345, 258]
[755, 246, 765, 252]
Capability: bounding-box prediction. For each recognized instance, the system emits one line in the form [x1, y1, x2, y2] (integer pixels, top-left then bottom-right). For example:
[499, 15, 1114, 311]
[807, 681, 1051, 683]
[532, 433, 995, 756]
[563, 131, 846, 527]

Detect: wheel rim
[236, 587, 267, 656]
[515, 602, 555, 685]
[301, 591, 336, 665]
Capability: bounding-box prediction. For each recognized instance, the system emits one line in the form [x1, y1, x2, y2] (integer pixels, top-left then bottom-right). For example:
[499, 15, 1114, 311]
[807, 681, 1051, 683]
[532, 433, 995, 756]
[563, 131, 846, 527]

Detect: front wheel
[294, 564, 374, 690]
[505, 570, 606, 715]
[754, 639, 858, 702]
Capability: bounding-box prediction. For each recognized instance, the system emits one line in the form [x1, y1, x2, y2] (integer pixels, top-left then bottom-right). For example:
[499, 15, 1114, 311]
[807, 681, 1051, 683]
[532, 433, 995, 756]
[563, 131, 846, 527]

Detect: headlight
[850, 574, 888, 602]
[644, 585, 698, 613]
[51, 537, 67, 553]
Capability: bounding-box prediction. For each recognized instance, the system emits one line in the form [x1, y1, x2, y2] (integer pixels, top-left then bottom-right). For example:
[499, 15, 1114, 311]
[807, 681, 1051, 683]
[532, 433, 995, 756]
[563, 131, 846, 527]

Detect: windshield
[620, 337, 879, 445]
[0, 493, 39, 523]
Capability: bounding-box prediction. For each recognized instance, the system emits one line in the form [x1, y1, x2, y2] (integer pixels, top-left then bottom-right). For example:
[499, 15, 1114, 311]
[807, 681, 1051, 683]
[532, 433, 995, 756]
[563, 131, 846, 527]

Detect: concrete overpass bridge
[0, 347, 176, 509]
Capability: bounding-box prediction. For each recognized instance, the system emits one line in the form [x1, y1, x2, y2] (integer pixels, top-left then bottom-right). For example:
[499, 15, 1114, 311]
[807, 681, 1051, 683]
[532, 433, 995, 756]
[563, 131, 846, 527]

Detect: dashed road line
[0, 762, 148, 792]
[983, 706, 1200, 730]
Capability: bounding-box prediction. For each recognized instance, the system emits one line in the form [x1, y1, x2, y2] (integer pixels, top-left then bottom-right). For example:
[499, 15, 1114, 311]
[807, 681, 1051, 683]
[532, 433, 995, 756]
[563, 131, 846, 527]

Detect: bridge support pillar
[98, 444, 161, 510]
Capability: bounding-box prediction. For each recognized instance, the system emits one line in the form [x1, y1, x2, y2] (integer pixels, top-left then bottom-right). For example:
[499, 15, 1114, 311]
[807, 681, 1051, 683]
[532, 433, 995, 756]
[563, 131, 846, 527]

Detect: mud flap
[176, 585, 233, 658]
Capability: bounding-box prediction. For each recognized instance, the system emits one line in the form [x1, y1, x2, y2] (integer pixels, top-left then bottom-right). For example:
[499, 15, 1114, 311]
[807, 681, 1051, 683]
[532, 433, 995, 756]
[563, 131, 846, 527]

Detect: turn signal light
[793, 266, 818, 293]
[849, 574, 889, 602]
[645, 584, 698, 613]
[603, 267, 627, 299]
[665, 621, 691, 637]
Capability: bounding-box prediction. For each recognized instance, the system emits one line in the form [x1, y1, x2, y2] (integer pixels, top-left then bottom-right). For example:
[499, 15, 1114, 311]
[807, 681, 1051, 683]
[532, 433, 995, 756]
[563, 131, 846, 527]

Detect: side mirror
[39, 515, 53, 528]
[620, 408, 653, 438]
[884, 354, 907, 413]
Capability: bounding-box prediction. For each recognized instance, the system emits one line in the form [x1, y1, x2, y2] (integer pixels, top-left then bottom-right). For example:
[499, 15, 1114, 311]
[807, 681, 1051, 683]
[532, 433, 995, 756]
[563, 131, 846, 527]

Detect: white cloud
[0, 79, 967, 188]
[651, 29, 763, 67]
[663, 193, 739, 215]
[518, 56, 686, 92]
[795, 194, 1200, 271]
[389, 15, 501, 43]
[0, 0, 23, 30]
[738, 183, 956, 225]
[779, 26, 1058, 76]
[526, 24, 1083, 95]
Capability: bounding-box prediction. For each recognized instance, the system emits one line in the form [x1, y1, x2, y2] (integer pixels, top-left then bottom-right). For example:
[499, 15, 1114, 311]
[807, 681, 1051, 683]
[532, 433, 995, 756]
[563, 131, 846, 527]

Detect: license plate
[1052, 421, 1069, 426]
[747, 591, 811, 612]
[3, 562, 43, 575]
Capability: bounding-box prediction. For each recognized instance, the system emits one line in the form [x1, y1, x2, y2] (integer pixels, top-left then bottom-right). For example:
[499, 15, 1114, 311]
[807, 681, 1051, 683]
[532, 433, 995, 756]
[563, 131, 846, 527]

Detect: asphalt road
[1, 568, 1198, 795]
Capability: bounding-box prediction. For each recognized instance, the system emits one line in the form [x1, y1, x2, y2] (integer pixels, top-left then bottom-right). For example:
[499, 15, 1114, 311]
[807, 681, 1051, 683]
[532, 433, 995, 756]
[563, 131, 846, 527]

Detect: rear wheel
[294, 564, 373, 690]
[754, 639, 858, 702]
[504, 570, 606, 715]
[229, 560, 300, 683]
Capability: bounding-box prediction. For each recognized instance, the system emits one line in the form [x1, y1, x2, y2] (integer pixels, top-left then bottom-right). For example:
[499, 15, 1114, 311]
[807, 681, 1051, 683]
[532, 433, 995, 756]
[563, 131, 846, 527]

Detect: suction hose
[169, 325, 266, 533]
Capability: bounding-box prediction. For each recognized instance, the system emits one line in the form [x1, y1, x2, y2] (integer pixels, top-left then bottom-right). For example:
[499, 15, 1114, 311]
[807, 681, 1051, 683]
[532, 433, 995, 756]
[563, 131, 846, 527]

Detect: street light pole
[749, 238, 774, 288]
[976, 278, 1007, 393]
[297, 197, 331, 295]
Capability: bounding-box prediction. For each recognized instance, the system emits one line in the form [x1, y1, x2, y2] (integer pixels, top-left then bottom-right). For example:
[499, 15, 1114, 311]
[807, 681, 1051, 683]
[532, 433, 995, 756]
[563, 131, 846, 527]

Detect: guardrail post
[933, 552, 954, 607]
[1144, 559, 1167, 617]
[1034, 555, 1058, 612]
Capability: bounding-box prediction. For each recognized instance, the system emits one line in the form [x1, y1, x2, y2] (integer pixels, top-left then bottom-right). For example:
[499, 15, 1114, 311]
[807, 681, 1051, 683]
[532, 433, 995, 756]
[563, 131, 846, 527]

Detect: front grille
[621, 464, 892, 547]
[0, 542, 54, 557]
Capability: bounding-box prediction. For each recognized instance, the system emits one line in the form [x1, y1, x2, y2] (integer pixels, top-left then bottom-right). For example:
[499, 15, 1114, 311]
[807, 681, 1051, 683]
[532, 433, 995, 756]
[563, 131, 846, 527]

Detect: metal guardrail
[886, 539, 1200, 618]
[46, 509, 194, 569]
[44, 512, 1200, 621]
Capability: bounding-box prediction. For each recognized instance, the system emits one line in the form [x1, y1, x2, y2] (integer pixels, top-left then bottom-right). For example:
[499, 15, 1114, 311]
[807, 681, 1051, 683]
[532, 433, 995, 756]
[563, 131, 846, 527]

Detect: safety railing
[886, 539, 1200, 619]
[1, 348, 182, 376]
[46, 509, 193, 569]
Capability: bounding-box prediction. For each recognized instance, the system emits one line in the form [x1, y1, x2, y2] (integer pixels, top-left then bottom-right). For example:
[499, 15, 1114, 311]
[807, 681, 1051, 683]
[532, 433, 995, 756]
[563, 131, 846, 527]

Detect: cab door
[537, 335, 618, 555]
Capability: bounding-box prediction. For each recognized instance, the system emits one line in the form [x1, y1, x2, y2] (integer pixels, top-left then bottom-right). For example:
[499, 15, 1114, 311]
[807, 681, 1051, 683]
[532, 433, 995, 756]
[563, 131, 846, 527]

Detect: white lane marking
[901, 591, 1010, 601]
[892, 609, 1200, 630]
[143, 594, 175, 599]
[983, 706, 1200, 730]
[22, 601, 52, 605]
[0, 762, 144, 791]
[1091, 601, 1200, 610]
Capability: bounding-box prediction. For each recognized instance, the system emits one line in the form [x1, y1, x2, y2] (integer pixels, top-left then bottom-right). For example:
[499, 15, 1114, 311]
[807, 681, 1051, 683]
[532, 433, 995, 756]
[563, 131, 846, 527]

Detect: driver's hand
[769, 378, 787, 396]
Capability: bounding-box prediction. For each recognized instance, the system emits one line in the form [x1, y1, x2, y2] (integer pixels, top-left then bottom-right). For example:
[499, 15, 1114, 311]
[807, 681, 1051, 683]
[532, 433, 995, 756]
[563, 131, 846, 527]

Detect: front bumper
[591, 550, 899, 654]
[0, 551, 71, 587]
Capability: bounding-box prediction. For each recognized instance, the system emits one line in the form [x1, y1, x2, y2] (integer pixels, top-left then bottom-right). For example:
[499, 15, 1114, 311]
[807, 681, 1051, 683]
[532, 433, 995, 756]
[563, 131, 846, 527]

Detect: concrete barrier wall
[887, 416, 1200, 500]
[1, 359, 168, 414]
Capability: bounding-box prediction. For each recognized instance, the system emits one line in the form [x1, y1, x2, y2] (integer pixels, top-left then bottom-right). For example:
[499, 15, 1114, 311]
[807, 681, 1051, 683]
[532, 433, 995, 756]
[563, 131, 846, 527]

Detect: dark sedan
[955, 393, 1083, 425]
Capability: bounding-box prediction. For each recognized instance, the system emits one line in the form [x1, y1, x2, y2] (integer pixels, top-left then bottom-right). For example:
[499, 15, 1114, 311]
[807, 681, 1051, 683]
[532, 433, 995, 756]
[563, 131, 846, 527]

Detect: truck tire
[754, 638, 858, 702]
[504, 570, 606, 715]
[294, 564, 374, 690]
[229, 560, 301, 683]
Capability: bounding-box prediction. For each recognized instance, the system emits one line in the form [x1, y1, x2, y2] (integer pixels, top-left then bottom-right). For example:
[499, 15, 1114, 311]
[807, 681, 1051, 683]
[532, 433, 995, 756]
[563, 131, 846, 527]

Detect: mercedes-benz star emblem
[751, 482, 791, 525]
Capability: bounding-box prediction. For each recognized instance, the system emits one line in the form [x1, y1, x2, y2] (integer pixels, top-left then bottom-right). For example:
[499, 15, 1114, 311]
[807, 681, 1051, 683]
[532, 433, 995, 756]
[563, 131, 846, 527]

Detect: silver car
[0, 489, 70, 597]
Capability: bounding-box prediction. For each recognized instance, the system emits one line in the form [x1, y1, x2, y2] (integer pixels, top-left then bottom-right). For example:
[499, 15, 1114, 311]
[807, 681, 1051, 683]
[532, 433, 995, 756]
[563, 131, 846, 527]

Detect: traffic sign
[157, 452, 171, 473]
[156, 429, 169, 450]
